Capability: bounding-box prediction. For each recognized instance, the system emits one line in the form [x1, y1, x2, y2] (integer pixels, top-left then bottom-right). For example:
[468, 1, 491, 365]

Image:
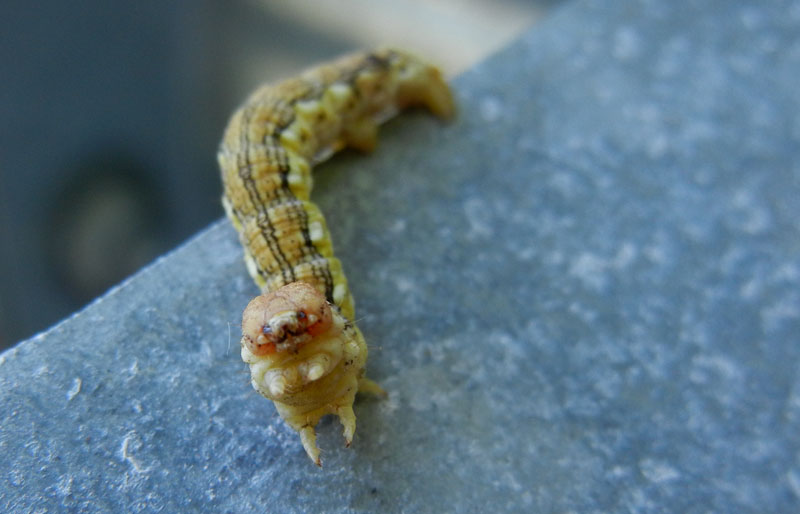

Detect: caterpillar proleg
[218, 48, 454, 465]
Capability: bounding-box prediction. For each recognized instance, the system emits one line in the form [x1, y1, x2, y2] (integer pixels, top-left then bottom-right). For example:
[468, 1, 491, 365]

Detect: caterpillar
[218, 48, 454, 465]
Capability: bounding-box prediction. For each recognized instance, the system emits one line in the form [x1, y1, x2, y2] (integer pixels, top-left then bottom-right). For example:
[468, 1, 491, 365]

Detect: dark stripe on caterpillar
[220, 48, 454, 465]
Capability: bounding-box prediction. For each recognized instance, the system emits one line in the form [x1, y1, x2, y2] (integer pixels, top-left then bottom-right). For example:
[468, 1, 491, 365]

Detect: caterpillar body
[218, 48, 454, 465]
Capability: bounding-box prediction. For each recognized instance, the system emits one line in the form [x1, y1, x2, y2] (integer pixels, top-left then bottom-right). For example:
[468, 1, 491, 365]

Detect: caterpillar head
[241, 281, 334, 356]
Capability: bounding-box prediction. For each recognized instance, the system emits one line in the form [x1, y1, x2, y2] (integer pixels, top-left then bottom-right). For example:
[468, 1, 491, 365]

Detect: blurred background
[0, 0, 562, 349]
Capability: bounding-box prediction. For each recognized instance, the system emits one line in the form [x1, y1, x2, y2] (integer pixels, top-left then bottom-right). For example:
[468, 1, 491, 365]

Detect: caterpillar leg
[343, 117, 379, 153]
[299, 425, 322, 467]
[335, 378, 384, 448]
[397, 69, 456, 120]
[358, 376, 387, 397]
[337, 404, 356, 447]
[422, 75, 456, 119]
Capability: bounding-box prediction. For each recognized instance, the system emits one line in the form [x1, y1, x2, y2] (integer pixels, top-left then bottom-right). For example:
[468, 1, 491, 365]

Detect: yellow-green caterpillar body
[218, 48, 454, 465]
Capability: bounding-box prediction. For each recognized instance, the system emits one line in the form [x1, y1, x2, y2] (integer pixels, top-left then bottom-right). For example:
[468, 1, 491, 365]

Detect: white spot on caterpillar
[280, 125, 305, 154]
[333, 283, 346, 304]
[244, 253, 261, 283]
[309, 221, 324, 241]
[220, 48, 454, 465]
[295, 99, 322, 117]
[323, 83, 355, 113]
[241, 344, 258, 364]
[249, 359, 271, 388]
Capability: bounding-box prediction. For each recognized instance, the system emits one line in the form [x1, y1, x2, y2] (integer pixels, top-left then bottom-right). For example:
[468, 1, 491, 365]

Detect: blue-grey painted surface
[2, 0, 799, 511]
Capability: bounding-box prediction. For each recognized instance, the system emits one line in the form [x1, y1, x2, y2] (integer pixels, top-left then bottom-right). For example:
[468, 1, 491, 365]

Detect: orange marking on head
[241, 282, 333, 355]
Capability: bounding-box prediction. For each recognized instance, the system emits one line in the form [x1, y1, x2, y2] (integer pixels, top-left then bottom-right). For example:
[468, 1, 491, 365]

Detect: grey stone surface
[2, 0, 800, 512]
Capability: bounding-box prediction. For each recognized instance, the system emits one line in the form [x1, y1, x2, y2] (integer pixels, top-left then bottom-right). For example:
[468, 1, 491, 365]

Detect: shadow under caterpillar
[218, 48, 454, 465]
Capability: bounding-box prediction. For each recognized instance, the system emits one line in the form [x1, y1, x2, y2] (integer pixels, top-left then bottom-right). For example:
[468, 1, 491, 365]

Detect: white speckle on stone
[682, 217, 712, 243]
[683, 119, 715, 143]
[132, 400, 143, 414]
[643, 231, 671, 266]
[479, 96, 503, 123]
[739, 6, 764, 30]
[692, 166, 715, 186]
[549, 172, 578, 198]
[690, 354, 741, 384]
[389, 219, 406, 234]
[570, 245, 636, 290]
[741, 207, 770, 234]
[7, 467, 24, 487]
[637, 102, 661, 124]
[570, 252, 609, 291]
[568, 301, 599, 323]
[463, 197, 493, 238]
[761, 294, 800, 332]
[788, 469, 800, 499]
[539, 248, 562, 268]
[729, 51, 756, 72]
[788, 379, 800, 425]
[639, 458, 680, 483]
[516, 134, 540, 152]
[380, 393, 400, 416]
[731, 188, 771, 234]
[646, 133, 669, 158]
[515, 245, 537, 262]
[613, 242, 638, 269]
[656, 36, 689, 77]
[739, 277, 762, 300]
[492, 331, 527, 375]
[610, 465, 629, 478]
[121, 431, 150, 474]
[394, 276, 416, 294]
[58, 475, 74, 496]
[66, 378, 82, 401]
[773, 263, 799, 283]
[614, 26, 642, 61]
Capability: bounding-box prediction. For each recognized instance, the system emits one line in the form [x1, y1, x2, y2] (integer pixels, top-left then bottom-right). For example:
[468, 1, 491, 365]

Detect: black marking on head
[366, 53, 390, 70]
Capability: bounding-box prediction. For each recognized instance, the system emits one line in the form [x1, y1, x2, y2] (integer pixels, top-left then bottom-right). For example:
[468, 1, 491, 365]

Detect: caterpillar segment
[219, 48, 454, 465]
